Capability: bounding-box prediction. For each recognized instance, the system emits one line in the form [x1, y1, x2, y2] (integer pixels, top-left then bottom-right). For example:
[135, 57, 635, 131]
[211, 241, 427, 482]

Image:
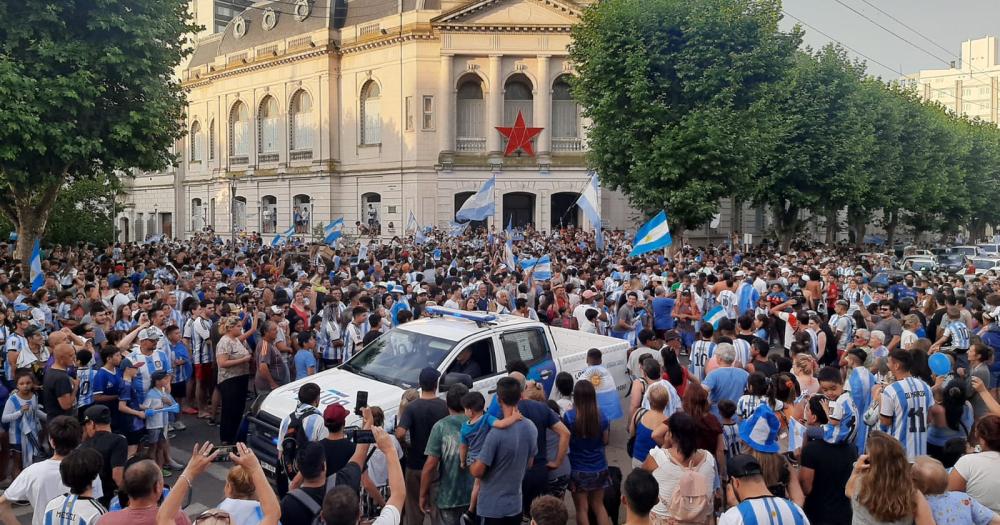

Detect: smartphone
[355, 391, 369, 416]
[350, 429, 376, 444]
[213, 444, 236, 455]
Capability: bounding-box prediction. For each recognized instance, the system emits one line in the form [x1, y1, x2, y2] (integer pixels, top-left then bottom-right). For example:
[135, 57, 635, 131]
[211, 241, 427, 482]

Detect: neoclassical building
[118, 0, 643, 242]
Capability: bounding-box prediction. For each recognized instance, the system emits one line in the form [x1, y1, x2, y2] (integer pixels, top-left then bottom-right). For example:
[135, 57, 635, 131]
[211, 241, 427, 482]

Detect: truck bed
[549, 327, 630, 397]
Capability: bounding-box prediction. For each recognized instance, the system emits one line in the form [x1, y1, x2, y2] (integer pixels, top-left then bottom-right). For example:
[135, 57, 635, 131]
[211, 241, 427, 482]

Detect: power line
[781, 9, 992, 112]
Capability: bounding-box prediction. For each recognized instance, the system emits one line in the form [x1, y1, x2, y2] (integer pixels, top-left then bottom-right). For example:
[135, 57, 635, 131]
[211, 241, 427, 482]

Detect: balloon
[929, 353, 951, 376]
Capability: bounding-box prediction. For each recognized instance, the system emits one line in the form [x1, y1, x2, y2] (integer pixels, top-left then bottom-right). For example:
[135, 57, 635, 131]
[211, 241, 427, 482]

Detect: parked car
[976, 243, 1000, 257]
[936, 253, 967, 273]
[963, 257, 1000, 281]
[951, 245, 981, 257]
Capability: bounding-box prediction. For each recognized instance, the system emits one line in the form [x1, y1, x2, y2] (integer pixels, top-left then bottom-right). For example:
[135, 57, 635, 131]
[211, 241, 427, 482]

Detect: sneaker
[166, 431, 176, 439]
[172, 421, 187, 431]
[168, 458, 185, 470]
[161, 469, 173, 478]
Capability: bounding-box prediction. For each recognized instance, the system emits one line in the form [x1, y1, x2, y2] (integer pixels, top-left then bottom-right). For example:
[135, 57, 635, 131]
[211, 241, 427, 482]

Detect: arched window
[229, 101, 250, 158]
[208, 119, 216, 161]
[551, 76, 579, 142]
[456, 76, 485, 152]
[503, 74, 533, 126]
[360, 81, 381, 145]
[190, 121, 203, 162]
[261, 195, 278, 233]
[191, 198, 204, 231]
[289, 90, 313, 152]
[258, 96, 279, 155]
[293, 194, 311, 234]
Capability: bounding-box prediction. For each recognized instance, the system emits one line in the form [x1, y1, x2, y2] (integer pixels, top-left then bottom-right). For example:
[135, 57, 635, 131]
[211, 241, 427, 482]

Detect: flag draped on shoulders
[577, 365, 623, 421]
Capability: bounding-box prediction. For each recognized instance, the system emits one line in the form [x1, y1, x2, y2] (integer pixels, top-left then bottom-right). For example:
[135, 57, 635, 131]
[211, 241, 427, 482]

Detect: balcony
[259, 153, 279, 163]
[290, 149, 313, 161]
[230, 155, 249, 165]
[456, 137, 486, 152]
[552, 137, 584, 152]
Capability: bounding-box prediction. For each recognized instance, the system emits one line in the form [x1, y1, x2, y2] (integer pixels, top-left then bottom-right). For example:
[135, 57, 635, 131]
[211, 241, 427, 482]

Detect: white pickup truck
[247, 307, 629, 479]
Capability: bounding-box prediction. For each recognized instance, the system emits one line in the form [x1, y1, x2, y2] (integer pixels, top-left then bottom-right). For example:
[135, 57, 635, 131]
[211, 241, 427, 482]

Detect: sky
[779, 0, 1000, 79]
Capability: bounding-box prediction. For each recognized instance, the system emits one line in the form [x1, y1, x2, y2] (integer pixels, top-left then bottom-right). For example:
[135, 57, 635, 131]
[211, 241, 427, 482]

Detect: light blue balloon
[929, 353, 951, 376]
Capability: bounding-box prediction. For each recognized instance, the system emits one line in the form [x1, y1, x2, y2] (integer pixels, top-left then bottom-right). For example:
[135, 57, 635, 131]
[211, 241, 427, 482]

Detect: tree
[752, 45, 873, 250]
[0, 176, 122, 246]
[0, 0, 196, 262]
[569, 0, 801, 241]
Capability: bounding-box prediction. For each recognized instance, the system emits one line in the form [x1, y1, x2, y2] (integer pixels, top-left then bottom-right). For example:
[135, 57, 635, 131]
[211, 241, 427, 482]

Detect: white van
[246, 307, 629, 478]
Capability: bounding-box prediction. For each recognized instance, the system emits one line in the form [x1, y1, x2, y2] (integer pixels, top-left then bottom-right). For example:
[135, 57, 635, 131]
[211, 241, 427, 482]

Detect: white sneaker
[168, 458, 185, 470]
[172, 421, 187, 431]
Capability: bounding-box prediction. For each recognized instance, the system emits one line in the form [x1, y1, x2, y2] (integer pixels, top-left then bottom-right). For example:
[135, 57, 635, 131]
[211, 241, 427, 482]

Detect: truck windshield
[342, 329, 456, 388]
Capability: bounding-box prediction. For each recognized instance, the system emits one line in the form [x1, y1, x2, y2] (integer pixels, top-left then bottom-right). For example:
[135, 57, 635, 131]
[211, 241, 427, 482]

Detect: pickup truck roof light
[425, 306, 498, 325]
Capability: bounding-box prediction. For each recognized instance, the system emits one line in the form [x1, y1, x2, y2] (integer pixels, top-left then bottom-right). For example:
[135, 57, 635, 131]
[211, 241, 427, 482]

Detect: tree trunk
[847, 205, 867, 248]
[10, 181, 62, 265]
[773, 204, 800, 252]
[824, 208, 838, 245]
[885, 209, 899, 249]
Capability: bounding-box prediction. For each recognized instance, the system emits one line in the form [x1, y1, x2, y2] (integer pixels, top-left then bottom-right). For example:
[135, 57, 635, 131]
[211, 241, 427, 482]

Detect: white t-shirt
[953, 451, 1000, 514]
[3, 458, 104, 525]
[372, 504, 401, 525]
[366, 435, 403, 486]
[648, 448, 716, 517]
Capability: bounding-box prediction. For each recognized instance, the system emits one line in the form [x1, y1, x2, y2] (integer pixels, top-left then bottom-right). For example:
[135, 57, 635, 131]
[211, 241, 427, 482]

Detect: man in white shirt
[0, 416, 103, 525]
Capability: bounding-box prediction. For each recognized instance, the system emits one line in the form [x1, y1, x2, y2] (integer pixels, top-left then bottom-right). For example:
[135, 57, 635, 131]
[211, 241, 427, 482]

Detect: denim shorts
[146, 428, 165, 444]
[569, 469, 611, 493]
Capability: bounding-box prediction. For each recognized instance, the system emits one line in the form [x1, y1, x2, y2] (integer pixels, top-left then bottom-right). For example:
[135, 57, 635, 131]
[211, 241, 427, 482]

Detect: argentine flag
[703, 305, 726, 329]
[324, 218, 344, 245]
[405, 211, 418, 233]
[504, 237, 518, 272]
[787, 417, 807, 452]
[575, 172, 604, 249]
[577, 365, 623, 421]
[455, 176, 496, 222]
[414, 229, 428, 245]
[629, 210, 672, 257]
[30, 239, 43, 292]
[519, 255, 552, 281]
[448, 220, 468, 238]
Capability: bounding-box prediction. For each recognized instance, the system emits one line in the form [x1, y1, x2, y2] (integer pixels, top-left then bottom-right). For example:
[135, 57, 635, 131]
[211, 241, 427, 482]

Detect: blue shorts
[569, 469, 610, 493]
[146, 428, 166, 444]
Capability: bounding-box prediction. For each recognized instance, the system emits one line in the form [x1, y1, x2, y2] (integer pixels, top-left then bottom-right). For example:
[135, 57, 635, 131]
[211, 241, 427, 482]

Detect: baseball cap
[139, 328, 160, 341]
[83, 405, 112, 425]
[728, 454, 764, 478]
[662, 330, 681, 342]
[582, 290, 596, 300]
[323, 403, 349, 425]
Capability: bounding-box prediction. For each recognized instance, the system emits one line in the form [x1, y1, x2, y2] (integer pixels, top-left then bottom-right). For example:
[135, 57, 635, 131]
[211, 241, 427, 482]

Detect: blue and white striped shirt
[43, 493, 106, 525]
[944, 320, 971, 350]
[845, 366, 876, 452]
[689, 340, 716, 382]
[76, 366, 99, 408]
[880, 376, 934, 459]
[823, 392, 858, 445]
[719, 497, 809, 525]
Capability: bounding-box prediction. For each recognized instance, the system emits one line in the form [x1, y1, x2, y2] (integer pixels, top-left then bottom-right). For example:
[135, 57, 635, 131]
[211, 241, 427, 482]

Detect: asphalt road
[10, 392, 642, 524]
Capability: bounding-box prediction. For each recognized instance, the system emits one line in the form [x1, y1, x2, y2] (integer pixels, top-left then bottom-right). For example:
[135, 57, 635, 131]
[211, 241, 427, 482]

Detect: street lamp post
[229, 176, 237, 244]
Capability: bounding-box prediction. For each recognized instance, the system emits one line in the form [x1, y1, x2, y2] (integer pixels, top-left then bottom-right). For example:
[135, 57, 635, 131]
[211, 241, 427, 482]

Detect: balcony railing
[230, 155, 249, 165]
[259, 153, 279, 163]
[290, 149, 313, 161]
[552, 137, 584, 152]
[456, 137, 486, 152]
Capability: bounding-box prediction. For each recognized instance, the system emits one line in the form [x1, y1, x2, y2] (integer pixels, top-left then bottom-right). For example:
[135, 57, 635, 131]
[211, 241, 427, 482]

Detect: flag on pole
[324, 218, 344, 245]
[455, 176, 496, 222]
[272, 226, 295, 247]
[506, 215, 513, 237]
[29, 239, 43, 292]
[629, 210, 672, 257]
[406, 211, 419, 233]
[519, 255, 552, 281]
[504, 237, 518, 272]
[575, 172, 604, 249]
[703, 305, 726, 330]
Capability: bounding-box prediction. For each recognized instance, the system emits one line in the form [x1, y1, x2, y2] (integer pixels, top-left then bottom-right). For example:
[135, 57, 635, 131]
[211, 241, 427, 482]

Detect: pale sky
[779, 0, 1000, 79]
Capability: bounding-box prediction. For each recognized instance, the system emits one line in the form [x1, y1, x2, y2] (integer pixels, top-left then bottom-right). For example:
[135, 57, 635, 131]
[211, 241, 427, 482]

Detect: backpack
[666, 450, 712, 525]
[280, 407, 319, 478]
[288, 489, 323, 525]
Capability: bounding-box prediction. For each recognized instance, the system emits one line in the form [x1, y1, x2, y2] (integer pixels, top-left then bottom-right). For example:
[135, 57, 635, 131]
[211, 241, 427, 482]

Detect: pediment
[433, 0, 582, 29]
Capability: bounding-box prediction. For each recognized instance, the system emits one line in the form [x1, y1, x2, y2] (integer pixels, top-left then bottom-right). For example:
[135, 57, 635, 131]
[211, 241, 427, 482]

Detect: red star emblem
[496, 110, 543, 157]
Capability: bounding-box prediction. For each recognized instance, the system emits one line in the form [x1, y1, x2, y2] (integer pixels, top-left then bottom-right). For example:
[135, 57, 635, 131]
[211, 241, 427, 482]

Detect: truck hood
[256, 369, 405, 429]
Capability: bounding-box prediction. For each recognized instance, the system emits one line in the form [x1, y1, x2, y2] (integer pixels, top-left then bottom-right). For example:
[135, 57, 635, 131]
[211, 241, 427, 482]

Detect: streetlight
[229, 175, 238, 244]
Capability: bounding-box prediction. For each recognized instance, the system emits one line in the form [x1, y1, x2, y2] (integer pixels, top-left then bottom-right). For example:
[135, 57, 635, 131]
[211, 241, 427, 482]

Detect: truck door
[497, 328, 557, 395]
[444, 335, 503, 407]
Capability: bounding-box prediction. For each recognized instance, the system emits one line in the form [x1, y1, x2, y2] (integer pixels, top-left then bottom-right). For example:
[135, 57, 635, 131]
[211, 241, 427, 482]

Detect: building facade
[119, 0, 644, 243]
[904, 36, 1000, 123]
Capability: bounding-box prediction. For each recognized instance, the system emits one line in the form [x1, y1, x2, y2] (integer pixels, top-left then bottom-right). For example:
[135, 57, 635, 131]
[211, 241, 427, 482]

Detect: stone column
[535, 55, 551, 158]
[487, 54, 503, 156]
[439, 54, 455, 154]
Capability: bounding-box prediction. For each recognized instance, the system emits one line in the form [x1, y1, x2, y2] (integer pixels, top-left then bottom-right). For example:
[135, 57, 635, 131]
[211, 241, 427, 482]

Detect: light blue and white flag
[414, 229, 428, 245]
[629, 210, 672, 257]
[405, 211, 418, 233]
[703, 305, 726, 330]
[505, 216, 514, 237]
[787, 417, 807, 452]
[504, 237, 518, 272]
[576, 365, 623, 421]
[519, 255, 552, 281]
[576, 172, 604, 249]
[432, 248, 441, 260]
[358, 243, 369, 261]
[324, 218, 344, 245]
[448, 221, 469, 238]
[455, 176, 496, 222]
[30, 240, 44, 292]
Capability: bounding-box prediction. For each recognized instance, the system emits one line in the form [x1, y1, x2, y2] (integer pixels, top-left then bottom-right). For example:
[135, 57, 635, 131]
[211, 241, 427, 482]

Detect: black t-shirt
[398, 397, 448, 470]
[515, 399, 560, 464]
[322, 437, 356, 475]
[800, 436, 857, 525]
[279, 462, 362, 523]
[43, 368, 75, 419]
[82, 431, 128, 507]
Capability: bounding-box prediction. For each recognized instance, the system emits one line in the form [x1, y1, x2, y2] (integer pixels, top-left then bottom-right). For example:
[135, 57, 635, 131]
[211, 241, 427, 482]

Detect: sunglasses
[194, 510, 231, 524]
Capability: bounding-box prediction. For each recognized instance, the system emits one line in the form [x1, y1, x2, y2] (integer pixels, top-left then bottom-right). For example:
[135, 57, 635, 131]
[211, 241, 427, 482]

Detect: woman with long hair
[660, 347, 690, 398]
[927, 379, 973, 468]
[642, 412, 716, 524]
[846, 431, 934, 524]
[563, 380, 612, 525]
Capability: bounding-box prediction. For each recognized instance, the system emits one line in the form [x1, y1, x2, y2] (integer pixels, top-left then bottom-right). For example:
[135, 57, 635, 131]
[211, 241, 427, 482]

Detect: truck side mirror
[440, 372, 473, 392]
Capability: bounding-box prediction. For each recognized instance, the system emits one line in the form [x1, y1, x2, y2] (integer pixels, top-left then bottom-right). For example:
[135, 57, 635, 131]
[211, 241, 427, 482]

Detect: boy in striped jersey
[688, 323, 715, 382]
[42, 447, 107, 525]
[878, 349, 934, 460]
[75, 350, 98, 421]
[817, 366, 857, 447]
[720, 454, 810, 525]
[930, 307, 972, 374]
[842, 348, 876, 453]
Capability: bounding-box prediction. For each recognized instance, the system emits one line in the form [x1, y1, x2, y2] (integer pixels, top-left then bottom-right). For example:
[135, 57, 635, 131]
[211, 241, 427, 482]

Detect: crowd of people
[0, 224, 998, 525]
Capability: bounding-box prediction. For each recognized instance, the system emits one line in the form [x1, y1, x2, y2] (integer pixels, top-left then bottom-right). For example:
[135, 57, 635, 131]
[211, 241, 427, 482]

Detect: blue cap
[13, 303, 30, 312]
[738, 404, 781, 453]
